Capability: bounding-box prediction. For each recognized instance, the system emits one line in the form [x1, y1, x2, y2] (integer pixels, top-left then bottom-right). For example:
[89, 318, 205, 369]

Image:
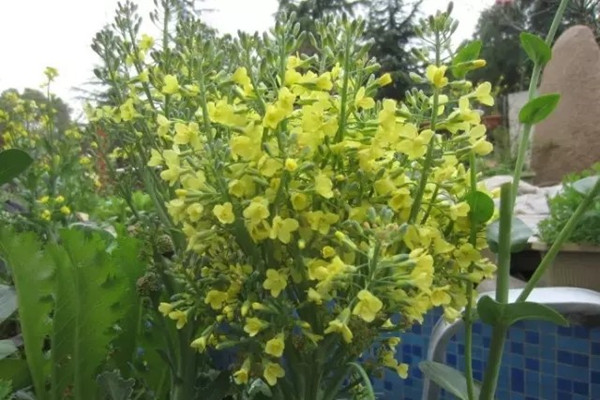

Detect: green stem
[496, 183, 513, 304]
[517, 176, 600, 302]
[334, 29, 352, 144]
[408, 30, 441, 224]
[478, 184, 514, 399]
[478, 325, 508, 400]
[511, 0, 570, 206]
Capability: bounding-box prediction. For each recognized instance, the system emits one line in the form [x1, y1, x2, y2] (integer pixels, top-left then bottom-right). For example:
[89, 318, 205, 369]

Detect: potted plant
[533, 165, 600, 290]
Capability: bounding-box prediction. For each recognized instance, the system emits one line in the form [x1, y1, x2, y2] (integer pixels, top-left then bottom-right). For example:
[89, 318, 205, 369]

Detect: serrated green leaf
[96, 370, 135, 400]
[519, 94, 560, 125]
[0, 229, 53, 399]
[477, 296, 568, 327]
[49, 229, 140, 400]
[520, 32, 552, 66]
[466, 191, 495, 224]
[487, 217, 533, 253]
[0, 285, 17, 323]
[418, 361, 481, 400]
[573, 176, 599, 196]
[452, 41, 482, 78]
[0, 149, 33, 186]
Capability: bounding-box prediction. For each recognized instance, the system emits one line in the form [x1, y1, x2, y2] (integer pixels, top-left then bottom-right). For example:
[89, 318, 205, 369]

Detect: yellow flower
[352, 289, 383, 323]
[450, 202, 470, 220]
[158, 302, 174, 316]
[430, 286, 452, 306]
[265, 333, 285, 357]
[60, 206, 71, 216]
[243, 197, 270, 224]
[473, 82, 494, 106]
[354, 87, 375, 110]
[454, 243, 480, 269]
[263, 269, 287, 297]
[38, 196, 49, 204]
[55, 195, 65, 204]
[40, 209, 51, 221]
[425, 65, 448, 88]
[472, 138, 493, 156]
[291, 192, 310, 211]
[315, 173, 334, 198]
[173, 122, 199, 146]
[321, 246, 336, 259]
[284, 158, 298, 172]
[204, 289, 228, 310]
[376, 72, 393, 87]
[232, 67, 251, 87]
[213, 202, 235, 224]
[233, 359, 251, 385]
[305, 211, 339, 234]
[168, 310, 187, 329]
[307, 287, 323, 304]
[396, 363, 409, 379]
[263, 362, 285, 386]
[139, 34, 155, 51]
[119, 98, 138, 121]
[269, 216, 299, 244]
[263, 104, 286, 129]
[244, 317, 268, 337]
[396, 129, 433, 160]
[324, 310, 353, 343]
[162, 74, 180, 94]
[191, 336, 207, 352]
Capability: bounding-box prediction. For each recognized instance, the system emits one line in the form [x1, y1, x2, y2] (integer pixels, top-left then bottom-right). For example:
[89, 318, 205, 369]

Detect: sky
[0, 0, 494, 113]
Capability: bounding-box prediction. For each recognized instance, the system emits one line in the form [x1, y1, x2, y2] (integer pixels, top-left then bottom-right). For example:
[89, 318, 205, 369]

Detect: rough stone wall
[531, 25, 600, 186]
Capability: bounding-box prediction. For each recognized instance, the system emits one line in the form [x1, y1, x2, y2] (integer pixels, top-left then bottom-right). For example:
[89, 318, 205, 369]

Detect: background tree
[364, 0, 422, 99]
[471, 0, 600, 94]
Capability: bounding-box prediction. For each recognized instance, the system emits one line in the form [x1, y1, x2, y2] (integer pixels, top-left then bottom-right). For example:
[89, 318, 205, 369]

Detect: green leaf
[0, 229, 53, 399]
[247, 379, 272, 399]
[96, 370, 135, 400]
[0, 285, 17, 323]
[519, 94, 560, 125]
[573, 175, 599, 196]
[0, 340, 17, 360]
[0, 360, 31, 391]
[466, 191, 495, 224]
[451, 40, 482, 78]
[0, 149, 33, 186]
[477, 296, 568, 327]
[418, 361, 481, 400]
[49, 230, 141, 400]
[487, 217, 533, 253]
[520, 32, 552, 66]
[0, 380, 11, 400]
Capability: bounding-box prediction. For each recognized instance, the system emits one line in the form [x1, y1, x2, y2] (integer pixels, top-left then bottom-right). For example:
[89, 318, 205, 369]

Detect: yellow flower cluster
[140, 51, 497, 386]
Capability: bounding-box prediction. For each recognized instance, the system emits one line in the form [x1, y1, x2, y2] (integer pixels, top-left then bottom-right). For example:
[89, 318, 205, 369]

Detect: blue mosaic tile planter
[372, 309, 600, 399]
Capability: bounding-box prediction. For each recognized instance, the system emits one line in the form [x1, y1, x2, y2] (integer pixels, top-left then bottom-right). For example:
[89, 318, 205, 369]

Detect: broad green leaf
[0, 340, 17, 360]
[0, 285, 17, 323]
[451, 41, 482, 78]
[96, 370, 135, 400]
[466, 191, 495, 224]
[0, 359, 31, 391]
[0, 149, 33, 186]
[477, 296, 568, 327]
[418, 361, 481, 400]
[519, 94, 560, 125]
[0, 229, 53, 399]
[247, 379, 272, 399]
[487, 217, 533, 253]
[520, 32, 552, 66]
[0, 380, 11, 400]
[48, 230, 141, 400]
[573, 175, 599, 196]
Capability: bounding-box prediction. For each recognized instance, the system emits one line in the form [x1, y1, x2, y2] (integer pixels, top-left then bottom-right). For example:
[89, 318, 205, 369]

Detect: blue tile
[558, 325, 573, 336]
[541, 360, 555, 375]
[511, 367, 524, 393]
[483, 336, 491, 347]
[541, 378, 555, 399]
[383, 380, 392, 391]
[557, 390, 573, 400]
[557, 377, 572, 392]
[592, 383, 600, 398]
[591, 371, 600, 384]
[574, 325, 589, 339]
[557, 350, 572, 364]
[473, 323, 482, 334]
[591, 328, 600, 341]
[572, 353, 589, 367]
[591, 342, 600, 354]
[525, 358, 539, 371]
[511, 342, 524, 355]
[524, 344, 539, 358]
[446, 353, 457, 366]
[511, 329, 525, 341]
[573, 381, 589, 396]
[525, 330, 539, 344]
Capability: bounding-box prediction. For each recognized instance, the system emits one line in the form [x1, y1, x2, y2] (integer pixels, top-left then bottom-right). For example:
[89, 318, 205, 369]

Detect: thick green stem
[511, 0, 570, 206]
[478, 325, 508, 400]
[496, 183, 513, 304]
[517, 177, 600, 302]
